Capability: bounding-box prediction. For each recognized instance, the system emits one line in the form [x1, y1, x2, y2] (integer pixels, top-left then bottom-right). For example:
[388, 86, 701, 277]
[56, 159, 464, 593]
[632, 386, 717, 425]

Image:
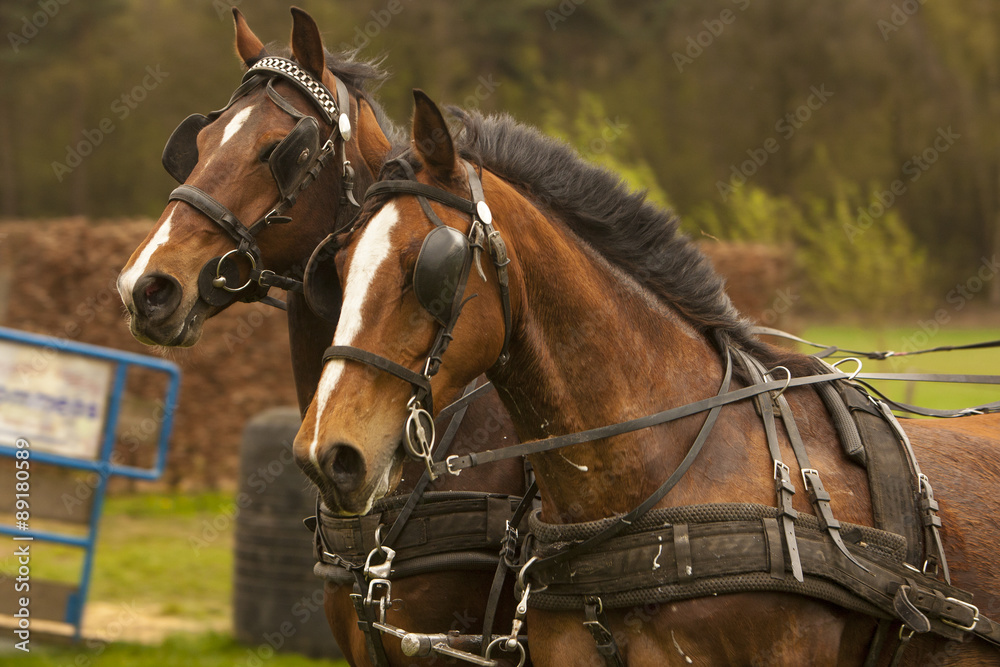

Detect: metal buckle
[940, 598, 979, 632]
[918, 473, 932, 494]
[365, 579, 392, 624]
[445, 454, 463, 476]
[501, 520, 519, 567]
[773, 460, 790, 480]
[801, 467, 819, 489]
[404, 398, 437, 480]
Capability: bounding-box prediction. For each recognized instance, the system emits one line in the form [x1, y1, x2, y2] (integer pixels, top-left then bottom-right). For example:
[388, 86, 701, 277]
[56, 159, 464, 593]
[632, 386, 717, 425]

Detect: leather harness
[300, 163, 1000, 666]
[168, 64, 1000, 664]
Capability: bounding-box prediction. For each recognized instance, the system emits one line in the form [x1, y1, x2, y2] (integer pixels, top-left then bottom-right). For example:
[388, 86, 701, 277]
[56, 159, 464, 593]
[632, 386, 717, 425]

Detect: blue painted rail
[0, 326, 180, 640]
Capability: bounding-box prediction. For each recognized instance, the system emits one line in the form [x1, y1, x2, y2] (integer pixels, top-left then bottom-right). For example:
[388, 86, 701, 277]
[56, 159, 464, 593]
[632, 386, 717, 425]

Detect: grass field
[2, 632, 342, 667]
[799, 325, 1000, 413]
[0, 493, 348, 667]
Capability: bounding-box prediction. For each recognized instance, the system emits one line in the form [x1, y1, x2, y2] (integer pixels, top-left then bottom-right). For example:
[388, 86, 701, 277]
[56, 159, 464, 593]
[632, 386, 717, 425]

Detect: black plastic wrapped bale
[233, 406, 343, 659]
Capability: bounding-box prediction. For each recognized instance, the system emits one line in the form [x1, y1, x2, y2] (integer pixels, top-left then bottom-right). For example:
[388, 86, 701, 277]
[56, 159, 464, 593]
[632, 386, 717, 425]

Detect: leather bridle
[164, 56, 359, 311]
[320, 157, 513, 479]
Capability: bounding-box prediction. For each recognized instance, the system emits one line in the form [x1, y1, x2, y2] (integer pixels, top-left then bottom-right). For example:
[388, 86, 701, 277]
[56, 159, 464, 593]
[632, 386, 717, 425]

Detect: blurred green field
[800, 325, 1000, 414]
[2, 632, 342, 667]
[0, 493, 347, 667]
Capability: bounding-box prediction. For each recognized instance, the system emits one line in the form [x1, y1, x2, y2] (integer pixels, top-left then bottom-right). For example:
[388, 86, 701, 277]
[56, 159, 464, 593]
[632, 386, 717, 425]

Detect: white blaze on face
[307, 203, 401, 470]
[221, 107, 253, 147]
[118, 209, 176, 307]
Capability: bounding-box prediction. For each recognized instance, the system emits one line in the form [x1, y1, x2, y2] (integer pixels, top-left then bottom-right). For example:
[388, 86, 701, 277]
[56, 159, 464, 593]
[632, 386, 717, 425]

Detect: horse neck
[487, 184, 731, 522]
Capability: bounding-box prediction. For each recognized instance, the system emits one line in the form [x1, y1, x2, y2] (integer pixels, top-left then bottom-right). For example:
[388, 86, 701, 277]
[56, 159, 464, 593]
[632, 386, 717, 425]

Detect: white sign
[0, 339, 113, 460]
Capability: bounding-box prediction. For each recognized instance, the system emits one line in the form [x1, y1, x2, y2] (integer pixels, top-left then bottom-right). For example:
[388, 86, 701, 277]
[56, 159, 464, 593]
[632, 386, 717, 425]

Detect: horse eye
[259, 142, 279, 162]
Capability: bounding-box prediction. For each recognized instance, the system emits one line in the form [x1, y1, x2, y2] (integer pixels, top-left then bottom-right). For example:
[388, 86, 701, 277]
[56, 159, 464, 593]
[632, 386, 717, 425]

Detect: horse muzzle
[121, 271, 208, 347]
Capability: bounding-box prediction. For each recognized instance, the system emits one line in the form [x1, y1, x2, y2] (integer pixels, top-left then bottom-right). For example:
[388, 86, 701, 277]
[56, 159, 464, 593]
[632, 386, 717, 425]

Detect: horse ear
[412, 89, 458, 178]
[233, 8, 266, 66]
[357, 98, 392, 174]
[290, 7, 326, 81]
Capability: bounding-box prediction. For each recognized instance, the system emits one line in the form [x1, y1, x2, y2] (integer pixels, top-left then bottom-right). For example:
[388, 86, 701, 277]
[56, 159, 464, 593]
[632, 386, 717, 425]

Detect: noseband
[319, 158, 513, 479]
[163, 56, 358, 310]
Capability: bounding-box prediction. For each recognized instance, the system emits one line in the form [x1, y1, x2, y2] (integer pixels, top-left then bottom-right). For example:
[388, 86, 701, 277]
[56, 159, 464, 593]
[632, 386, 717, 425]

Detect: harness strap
[381, 378, 479, 550]
[366, 179, 478, 216]
[323, 345, 432, 405]
[480, 480, 538, 656]
[753, 325, 1000, 360]
[856, 378, 1000, 418]
[874, 401, 951, 583]
[736, 352, 803, 582]
[350, 568, 391, 667]
[169, 184, 259, 252]
[742, 351, 869, 573]
[522, 349, 733, 576]
[434, 368, 850, 477]
[583, 596, 625, 667]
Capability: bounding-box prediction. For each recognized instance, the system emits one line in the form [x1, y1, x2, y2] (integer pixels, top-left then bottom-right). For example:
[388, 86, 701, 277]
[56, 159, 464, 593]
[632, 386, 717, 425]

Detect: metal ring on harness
[212, 248, 256, 292]
[763, 365, 791, 400]
[832, 356, 864, 381]
[484, 637, 526, 667]
[404, 399, 436, 461]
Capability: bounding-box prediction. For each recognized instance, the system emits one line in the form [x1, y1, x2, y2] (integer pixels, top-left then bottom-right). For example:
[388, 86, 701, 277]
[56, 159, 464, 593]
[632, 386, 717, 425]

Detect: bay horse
[294, 89, 1000, 665]
[117, 9, 527, 666]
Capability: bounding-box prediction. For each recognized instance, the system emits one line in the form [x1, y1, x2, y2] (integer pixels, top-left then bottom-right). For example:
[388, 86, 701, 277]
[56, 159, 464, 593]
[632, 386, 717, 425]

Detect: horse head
[294, 91, 514, 515]
[118, 7, 390, 347]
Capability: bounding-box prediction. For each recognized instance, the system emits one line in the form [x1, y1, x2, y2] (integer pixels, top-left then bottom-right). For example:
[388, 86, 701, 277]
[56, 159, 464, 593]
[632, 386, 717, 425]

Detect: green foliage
[540, 91, 673, 209]
[686, 180, 931, 317]
[3, 0, 999, 301]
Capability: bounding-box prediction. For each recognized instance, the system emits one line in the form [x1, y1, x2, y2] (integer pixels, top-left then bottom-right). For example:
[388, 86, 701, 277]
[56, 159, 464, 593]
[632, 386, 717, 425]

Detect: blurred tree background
[2, 0, 999, 317]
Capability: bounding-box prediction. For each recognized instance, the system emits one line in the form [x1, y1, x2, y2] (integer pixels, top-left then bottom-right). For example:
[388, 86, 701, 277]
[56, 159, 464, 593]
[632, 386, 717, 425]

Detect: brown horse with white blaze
[118, 10, 527, 666]
[295, 89, 1000, 665]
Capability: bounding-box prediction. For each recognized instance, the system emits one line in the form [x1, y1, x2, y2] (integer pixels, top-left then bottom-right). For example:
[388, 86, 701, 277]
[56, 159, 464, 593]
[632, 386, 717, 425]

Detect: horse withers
[296, 89, 1000, 665]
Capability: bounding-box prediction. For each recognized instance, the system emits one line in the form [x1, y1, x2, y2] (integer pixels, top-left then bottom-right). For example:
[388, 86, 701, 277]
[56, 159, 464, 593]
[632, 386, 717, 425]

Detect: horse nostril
[324, 443, 366, 494]
[132, 273, 182, 323]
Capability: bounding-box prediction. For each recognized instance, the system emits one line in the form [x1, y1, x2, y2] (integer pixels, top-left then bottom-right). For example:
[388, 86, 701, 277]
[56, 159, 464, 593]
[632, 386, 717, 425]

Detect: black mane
[447, 109, 787, 363]
[375, 108, 818, 374]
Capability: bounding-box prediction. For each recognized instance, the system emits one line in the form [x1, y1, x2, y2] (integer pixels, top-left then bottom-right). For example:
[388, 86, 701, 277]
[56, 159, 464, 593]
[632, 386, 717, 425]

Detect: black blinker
[414, 226, 472, 327]
[162, 113, 211, 183]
